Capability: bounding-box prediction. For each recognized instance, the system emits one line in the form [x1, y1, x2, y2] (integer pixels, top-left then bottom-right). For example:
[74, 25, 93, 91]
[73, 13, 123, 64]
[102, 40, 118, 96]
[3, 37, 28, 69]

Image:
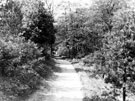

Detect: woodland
[0, 0, 135, 101]
[56, 0, 135, 101]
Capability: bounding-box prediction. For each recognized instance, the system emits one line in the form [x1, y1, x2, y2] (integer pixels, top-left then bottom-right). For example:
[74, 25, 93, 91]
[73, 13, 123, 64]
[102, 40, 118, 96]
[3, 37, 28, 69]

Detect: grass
[72, 59, 135, 101]
[72, 60, 116, 101]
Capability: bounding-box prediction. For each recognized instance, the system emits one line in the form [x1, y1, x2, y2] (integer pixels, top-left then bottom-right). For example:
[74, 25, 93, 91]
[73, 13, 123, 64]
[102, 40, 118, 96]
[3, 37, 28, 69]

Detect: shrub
[57, 46, 69, 57]
[83, 96, 116, 101]
[0, 35, 52, 96]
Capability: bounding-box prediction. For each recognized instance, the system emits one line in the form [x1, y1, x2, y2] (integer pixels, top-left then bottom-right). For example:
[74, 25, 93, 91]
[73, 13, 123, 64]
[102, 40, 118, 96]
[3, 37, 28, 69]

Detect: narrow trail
[27, 59, 84, 101]
[44, 59, 84, 101]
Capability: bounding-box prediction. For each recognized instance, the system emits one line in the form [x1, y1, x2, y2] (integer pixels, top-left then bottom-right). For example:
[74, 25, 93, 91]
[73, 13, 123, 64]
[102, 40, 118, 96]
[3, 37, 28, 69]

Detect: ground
[26, 59, 84, 101]
[2, 58, 134, 101]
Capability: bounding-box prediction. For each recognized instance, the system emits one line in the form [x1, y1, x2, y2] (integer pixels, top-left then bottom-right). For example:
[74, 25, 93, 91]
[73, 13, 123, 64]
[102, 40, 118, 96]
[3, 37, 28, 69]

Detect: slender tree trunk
[123, 67, 126, 101]
[123, 86, 126, 101]
[68, 48, 70, 58]
[50, 44, 53, 57]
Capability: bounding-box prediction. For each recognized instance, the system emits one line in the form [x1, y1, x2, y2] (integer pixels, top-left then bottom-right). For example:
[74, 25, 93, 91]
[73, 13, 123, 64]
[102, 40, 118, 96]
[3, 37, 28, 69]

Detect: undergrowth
[0, 36, 55, 100]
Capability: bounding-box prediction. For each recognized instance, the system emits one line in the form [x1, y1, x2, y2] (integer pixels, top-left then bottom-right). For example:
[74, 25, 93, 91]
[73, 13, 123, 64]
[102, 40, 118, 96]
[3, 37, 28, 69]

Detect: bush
[83, 96, 116, 101]
[83, 51, 104, 66]
[57, 46, 69, 57]
[0, 36, 52, 96]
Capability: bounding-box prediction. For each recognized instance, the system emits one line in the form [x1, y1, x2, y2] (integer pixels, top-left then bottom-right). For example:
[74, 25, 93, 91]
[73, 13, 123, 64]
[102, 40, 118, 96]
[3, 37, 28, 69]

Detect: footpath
[27, 59, 84, 101]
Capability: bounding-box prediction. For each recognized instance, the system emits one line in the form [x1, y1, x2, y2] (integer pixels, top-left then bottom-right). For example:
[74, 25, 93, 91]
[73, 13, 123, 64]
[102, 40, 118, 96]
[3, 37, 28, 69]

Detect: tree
[0, 0, 23, 36]
[23, 1, 56, 56]
[0, 1, 56, 98]
[102, 10, 135, 101]
[91, 0, 135, 101]
[56, 7, 101, 58]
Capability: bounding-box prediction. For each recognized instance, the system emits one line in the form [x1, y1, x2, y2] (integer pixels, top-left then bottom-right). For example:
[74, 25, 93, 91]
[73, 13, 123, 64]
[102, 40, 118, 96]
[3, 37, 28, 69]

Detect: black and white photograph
[0, 0, 135, 101]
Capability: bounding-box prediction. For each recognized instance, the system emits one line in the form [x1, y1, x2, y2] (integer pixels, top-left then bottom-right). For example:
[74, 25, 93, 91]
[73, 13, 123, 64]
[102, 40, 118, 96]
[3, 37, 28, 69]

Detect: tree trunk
[50, 44, 53, 57]
[123, 86, 126, 101]
[123, 67, 126, 101]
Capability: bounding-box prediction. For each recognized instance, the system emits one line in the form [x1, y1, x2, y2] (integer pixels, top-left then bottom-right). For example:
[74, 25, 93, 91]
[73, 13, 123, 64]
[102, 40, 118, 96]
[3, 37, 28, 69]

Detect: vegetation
[22, 1, 56, 56]
[0, 0, 56, 100]
[1, 0, 135, 100]
[56, 0, 135, 100]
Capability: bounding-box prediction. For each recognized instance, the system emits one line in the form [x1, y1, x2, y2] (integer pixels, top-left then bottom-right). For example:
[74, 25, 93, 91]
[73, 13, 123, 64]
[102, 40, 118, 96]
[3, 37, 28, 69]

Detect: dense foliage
[56, 8, 101, 58]
[23, 2, 55, 46]
[0, 0, 56, 99]
[22, 1, 56, 56]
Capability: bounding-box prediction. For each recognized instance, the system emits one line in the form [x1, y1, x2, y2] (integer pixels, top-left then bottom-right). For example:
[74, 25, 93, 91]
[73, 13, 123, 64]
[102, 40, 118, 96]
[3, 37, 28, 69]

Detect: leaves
[23, 2, 55, 46]
[0, 0, 56, 99]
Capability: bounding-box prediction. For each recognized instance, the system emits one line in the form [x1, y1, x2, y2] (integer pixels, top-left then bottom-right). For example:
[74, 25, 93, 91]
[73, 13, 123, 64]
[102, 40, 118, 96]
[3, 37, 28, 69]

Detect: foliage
[83, 96, 116, 101]
[56, 8, 100, 58]
[81, 0, 135, 100]
[56, 0, 135, 100]
[0, 0, 56, 99]
[22, 1, 56, 47]
[0, 0, 23, 36]
[0, 35, 53, 96]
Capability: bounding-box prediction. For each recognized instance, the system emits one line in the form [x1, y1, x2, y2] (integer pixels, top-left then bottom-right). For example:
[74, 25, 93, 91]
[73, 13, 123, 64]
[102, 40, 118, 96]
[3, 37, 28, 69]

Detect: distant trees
[56, 8, 100, 58]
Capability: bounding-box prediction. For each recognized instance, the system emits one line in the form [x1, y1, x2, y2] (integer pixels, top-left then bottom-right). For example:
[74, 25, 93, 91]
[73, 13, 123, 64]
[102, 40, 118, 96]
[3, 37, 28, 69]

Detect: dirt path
[27, 59, 84, 101]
